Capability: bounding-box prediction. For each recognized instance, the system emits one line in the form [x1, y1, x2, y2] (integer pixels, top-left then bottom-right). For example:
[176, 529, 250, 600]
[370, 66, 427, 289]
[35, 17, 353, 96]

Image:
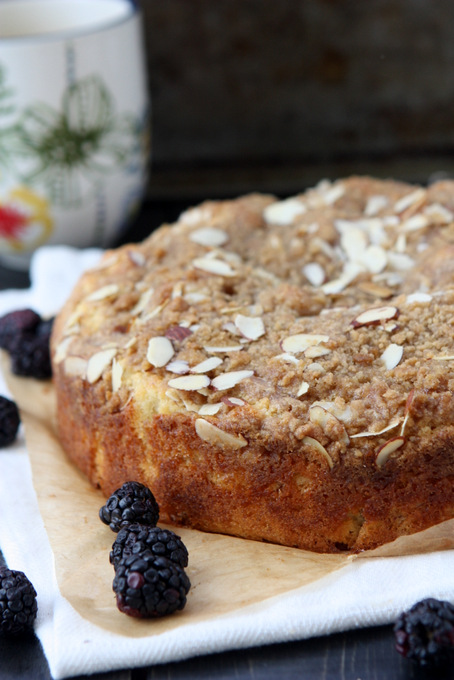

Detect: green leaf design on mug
[15, 75, 139, 207]
[0, 63, 22, 172]
[0, 64, 14, 117]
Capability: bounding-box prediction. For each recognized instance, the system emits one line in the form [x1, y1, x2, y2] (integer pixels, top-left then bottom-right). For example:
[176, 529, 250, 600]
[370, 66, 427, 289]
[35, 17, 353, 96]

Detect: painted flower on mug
[15, 75, 139, 208]
[0, 186, 53, 253]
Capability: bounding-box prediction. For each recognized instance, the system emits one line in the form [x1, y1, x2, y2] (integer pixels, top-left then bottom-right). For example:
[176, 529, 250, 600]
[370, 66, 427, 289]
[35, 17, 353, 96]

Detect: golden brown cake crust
[51, 176, 454, 553]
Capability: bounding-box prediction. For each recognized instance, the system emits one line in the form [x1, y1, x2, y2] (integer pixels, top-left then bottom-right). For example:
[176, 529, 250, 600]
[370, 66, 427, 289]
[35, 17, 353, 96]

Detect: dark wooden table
[0, 199, 447, 680]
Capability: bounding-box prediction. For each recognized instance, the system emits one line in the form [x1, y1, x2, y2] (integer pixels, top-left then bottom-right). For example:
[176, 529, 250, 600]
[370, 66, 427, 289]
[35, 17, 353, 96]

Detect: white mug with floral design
[0, 0, 149, 269]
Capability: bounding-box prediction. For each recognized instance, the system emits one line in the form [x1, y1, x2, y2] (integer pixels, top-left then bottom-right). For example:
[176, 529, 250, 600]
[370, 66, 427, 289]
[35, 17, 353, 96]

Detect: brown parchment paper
[4, 360, 454, 637]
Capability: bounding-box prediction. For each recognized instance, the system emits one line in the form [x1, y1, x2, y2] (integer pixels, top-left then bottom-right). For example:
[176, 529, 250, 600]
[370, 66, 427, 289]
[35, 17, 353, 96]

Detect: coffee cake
[50, 176, 454, 553]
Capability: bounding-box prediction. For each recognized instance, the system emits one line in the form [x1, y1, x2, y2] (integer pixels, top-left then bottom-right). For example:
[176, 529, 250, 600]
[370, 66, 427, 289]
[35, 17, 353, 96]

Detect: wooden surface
[0, 198, 448, 680]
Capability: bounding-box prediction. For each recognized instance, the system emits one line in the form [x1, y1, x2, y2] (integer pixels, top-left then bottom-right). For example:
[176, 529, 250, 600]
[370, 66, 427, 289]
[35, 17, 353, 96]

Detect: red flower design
[0, 204, 28, 238]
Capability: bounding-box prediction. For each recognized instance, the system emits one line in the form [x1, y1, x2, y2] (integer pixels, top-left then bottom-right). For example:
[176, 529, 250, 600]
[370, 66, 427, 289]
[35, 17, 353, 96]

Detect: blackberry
[394, 598, 454, 666]
[110, 524, 189, 569]
[0, 568, 37, 636]
[0, 395, 20, 447]
[0, 309, 41, 352]
[0, 308, 54, 380]
[99, 481, 160, 532]
[9, 332, 52, 380]
[112, 552, 190, 618]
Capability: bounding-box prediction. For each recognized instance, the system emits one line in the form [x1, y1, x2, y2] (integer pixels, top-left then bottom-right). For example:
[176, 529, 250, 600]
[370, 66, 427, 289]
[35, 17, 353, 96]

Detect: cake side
[50, 176, 454, 553]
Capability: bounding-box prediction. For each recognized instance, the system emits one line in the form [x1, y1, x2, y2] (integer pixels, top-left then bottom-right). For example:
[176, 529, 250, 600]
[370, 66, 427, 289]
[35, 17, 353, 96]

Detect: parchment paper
[4, 357, 454, 637]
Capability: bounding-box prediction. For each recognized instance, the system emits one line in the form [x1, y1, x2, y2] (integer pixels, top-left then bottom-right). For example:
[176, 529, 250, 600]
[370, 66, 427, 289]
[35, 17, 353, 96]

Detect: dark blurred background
[138, 0, 454, 202]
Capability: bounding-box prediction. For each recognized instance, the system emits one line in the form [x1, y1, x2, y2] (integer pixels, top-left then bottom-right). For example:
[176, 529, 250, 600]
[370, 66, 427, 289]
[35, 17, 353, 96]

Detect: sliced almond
[311, 400, 352, 423]
[124, 336, 138, 350]
[263, 198, 306, 225]
[400, 389, 415, 436]
[171, 281, 185, 299]
[128, 250, 146, 267]
[184, 292, 208, 304]
[273, 353, 300, 364]
[111, 358, 123, 392]
[222, 321, 241, 336]
[179, 206, 210, 226]
[357, 281, 393, 299]
[361, 245, 387, 274]
[165, 325, 193, 342]
[234, 314, 265, 341]
[296, 381, 310, 397]
[281, 333, 329, 354]
[203, 345, 244, 353]
[211, 370, 254, 390]
[63, 307, 83, 331]
[198, 403, 222, 416]
[406, 292, 432, 304]
[387, 252, 415, 271]
[401, 214, 429, 232]
[321, 261, 364, 295]
[364, 194, 388, 216]
[394, 233, 407, 253]
[304, 345, 331, 359]
[63, 356, 87, 377]
[191, 357, 223, 373]
[303, 262, 325, 287]
[309, 405, 349, 445]
[223, 397, 246, 406]
[433, 355, 454, 361]
[351, 418, 402, 438]
[351, 305, 399, 328]
[424, 202, 454, 224]
[130, 288, 154, 316]
[302, 436, 334, 469]
[193, 257, 237, 277]
[189, 227, 229, 247]
[195, 419, 247, 449]
[340, 226, 367, 261]
[180, 397, 201, 413]
[394, 188, 426, 214]
[381, 343, 403, 370]
[86, 348, 117, 383]
[165, 360, 190, 374]
[54, 336, 74, 363]
[140, 301, 169, 322]
[305, 362, 326, 375]
[375, 436, 405, 468]
[86, 284, 119, 302]
[168, 374, 211, 391]
[146, 336, 175, 368]
[322, 183, 345, 205]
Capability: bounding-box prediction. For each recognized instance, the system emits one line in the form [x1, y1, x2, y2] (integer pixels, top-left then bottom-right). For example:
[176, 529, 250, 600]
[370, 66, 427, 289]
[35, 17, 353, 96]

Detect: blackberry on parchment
[0, 395, 20, 447]
[9, 332, 52, 380]
[394, 598, 454, 666]
[0, 568, 37, 636]
[99, 481, 160, 532]
[110, 523, 189, 569]
[0, 308, 53, 380]
[113, 552, 190, 619]
[0, 309, 41, 352]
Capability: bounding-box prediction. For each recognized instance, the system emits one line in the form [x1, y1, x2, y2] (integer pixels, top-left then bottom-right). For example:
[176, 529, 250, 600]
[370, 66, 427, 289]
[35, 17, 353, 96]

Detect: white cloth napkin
[1, 245, 454, 679]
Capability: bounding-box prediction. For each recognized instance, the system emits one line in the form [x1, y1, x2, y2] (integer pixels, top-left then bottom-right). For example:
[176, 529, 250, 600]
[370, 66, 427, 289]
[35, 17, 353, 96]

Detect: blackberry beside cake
[50, 176, 454, 553]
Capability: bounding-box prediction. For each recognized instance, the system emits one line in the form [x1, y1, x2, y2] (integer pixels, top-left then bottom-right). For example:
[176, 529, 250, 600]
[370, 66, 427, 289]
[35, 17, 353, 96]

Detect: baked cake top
[51, 176, 454, 472]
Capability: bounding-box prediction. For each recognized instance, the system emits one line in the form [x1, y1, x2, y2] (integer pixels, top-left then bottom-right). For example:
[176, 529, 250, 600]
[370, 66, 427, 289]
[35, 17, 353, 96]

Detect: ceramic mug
[0, 0, 150, 269]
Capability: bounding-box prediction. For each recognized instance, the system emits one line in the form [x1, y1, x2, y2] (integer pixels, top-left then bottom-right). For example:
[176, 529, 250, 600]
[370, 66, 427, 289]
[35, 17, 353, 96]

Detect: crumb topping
[52, 176, 454, 471]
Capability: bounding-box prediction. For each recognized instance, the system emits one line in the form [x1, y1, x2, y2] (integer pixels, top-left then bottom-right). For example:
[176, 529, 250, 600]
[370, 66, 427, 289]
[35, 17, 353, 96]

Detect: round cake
[51, 176, 454, 553]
